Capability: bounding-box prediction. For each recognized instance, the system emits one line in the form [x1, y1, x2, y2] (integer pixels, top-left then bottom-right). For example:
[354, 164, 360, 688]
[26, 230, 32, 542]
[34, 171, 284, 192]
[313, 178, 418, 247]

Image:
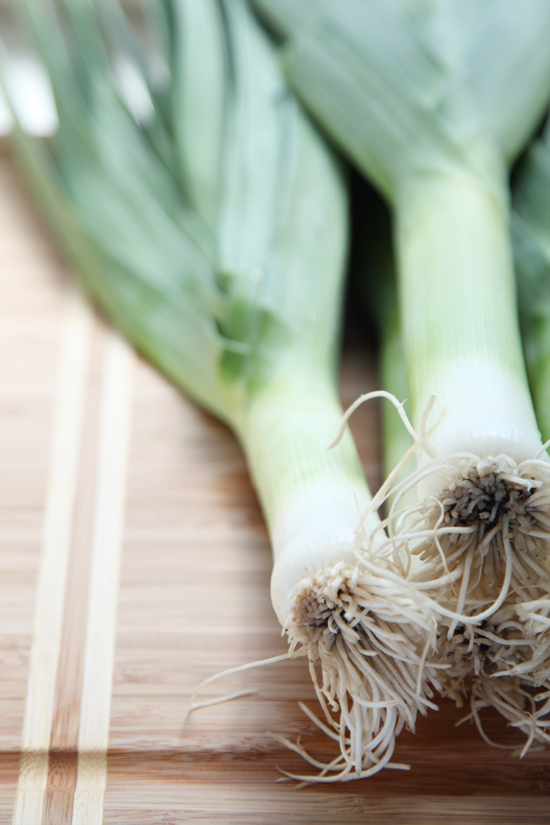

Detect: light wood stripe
[12, 289, 93, 825]
[72, 332, 134, 825]
[41, 325, 105, 825]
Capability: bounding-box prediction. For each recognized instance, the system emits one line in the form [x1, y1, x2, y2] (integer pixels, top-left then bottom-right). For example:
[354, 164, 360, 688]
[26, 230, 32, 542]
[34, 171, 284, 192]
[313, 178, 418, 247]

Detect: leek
[253, 0, 550, 745]
[3, 0, 441, 782]
[514, 120, 550, 445]
[437, 120, 550, 748]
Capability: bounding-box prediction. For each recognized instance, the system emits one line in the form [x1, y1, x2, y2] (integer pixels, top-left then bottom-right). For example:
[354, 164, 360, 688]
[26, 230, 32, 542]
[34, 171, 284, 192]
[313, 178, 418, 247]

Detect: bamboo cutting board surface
[2, 147, 550, 824]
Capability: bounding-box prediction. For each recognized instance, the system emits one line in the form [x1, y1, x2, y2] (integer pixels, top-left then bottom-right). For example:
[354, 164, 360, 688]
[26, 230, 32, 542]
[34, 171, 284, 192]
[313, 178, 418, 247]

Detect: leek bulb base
[238, 372, 374, 621]
[363, 412, 550, 756]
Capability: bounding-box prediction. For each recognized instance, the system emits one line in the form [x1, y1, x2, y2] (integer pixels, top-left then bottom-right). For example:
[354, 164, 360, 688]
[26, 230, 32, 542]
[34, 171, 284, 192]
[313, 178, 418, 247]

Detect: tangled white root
[336, 391, 550, 760]
[374, 455, 550, 756]
[276, 560, 444, 784]
[436, 598, 550, 752]
[369, 454, 550, 616]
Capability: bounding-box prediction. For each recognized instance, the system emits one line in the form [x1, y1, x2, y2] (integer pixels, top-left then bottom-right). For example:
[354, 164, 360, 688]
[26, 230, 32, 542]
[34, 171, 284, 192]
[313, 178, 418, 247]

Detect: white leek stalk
[3, 0, 440, 782]
[253, 0, 550, 747]
[460, 121, 550, 749]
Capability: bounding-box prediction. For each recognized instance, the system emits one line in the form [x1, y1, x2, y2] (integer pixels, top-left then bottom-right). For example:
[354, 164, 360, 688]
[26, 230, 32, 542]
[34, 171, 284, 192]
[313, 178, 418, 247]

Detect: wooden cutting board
[1, 147, 550, 824]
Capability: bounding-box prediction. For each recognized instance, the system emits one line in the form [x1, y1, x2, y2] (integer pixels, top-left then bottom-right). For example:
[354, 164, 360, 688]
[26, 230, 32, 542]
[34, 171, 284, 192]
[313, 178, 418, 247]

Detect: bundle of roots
[437, 600, 550, 753]
[277, 560, 444, 783]
[374, 452, 550, 757]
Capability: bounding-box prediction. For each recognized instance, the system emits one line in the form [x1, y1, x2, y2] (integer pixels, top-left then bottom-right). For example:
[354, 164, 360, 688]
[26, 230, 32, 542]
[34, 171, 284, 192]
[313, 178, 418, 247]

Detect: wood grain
[44, 319, 104, 825]
[1, 147, 550, 824]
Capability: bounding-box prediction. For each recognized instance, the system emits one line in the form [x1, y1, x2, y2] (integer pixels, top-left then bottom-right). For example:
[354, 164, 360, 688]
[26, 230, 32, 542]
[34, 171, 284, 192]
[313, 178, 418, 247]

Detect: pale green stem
[396, 166, 543, 495]
[237, 370, 378, 624]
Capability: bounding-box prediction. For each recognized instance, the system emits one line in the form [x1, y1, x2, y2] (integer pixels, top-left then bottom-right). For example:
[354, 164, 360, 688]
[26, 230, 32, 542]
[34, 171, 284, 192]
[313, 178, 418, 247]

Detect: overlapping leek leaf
[8, 0, 351, 427]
